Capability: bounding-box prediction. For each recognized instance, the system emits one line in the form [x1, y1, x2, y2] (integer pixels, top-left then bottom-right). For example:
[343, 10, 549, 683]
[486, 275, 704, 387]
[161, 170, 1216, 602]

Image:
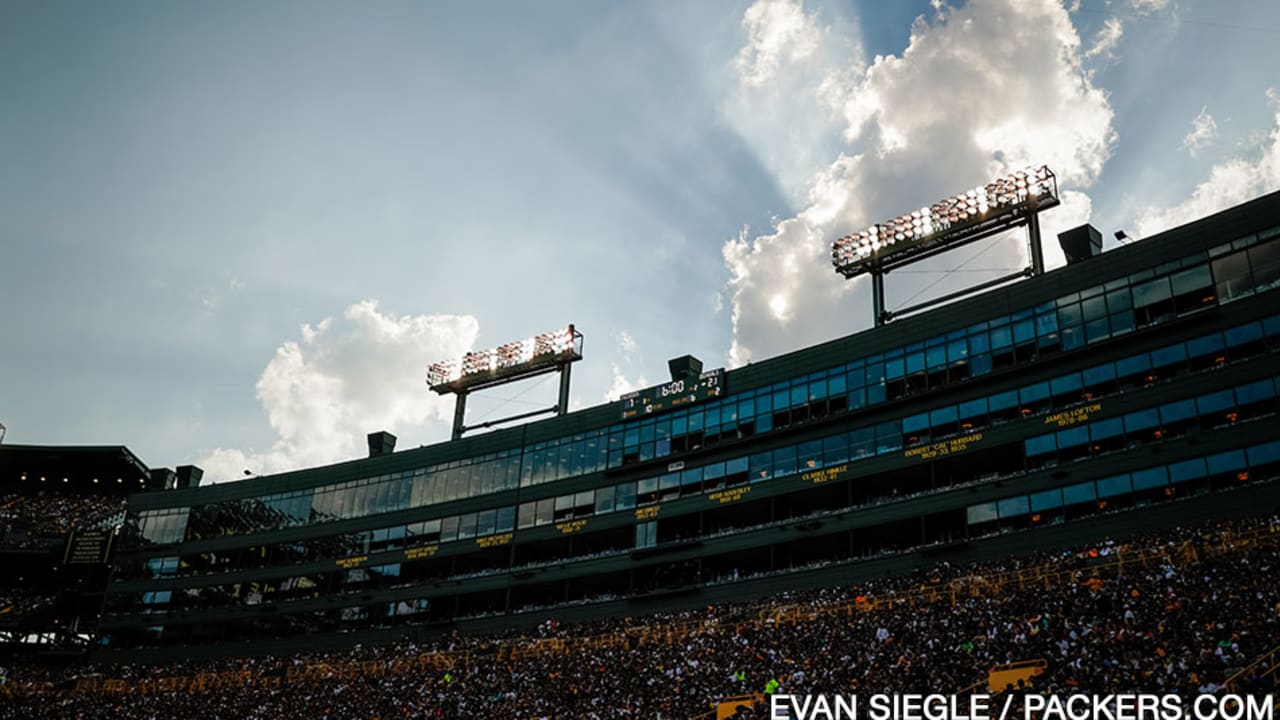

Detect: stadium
[2, 184, 1279, 718]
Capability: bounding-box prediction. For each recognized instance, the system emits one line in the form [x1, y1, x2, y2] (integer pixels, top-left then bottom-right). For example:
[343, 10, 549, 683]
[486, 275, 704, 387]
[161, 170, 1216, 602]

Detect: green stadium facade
[101, 191, 1280, 660]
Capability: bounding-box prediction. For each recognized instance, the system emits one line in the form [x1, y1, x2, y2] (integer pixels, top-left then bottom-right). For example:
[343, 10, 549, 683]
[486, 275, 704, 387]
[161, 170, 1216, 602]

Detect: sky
[1, 0, 1278, 482]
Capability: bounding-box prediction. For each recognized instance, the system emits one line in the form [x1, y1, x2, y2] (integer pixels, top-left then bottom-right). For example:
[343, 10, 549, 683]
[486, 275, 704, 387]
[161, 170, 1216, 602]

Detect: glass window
[1170, 264, 1212, 296]
[1096, 474, 1132, 498]
[594, 486, 615, 514]
[440, 515, 460, 541]
[1081, 295, 1107, 322]
[989, 390, 1018, 412]
[1132, 276, 1172, 307]
[1062, 481, 1096, 505]
[1236, 379, 1275, 405]
[1225, 324, 1264, 353]
[1050, 373, 1082, 397]
[1029, 488, 1063, 512]
[1082, 363, 1116, 387]
[967, 502, 999, 524]
[1115, 354, 1150, 378]
[1124, 408, 1159, 432]
[534, 499, 554, 526]
[1056, 426, 1089, 449]
[1249, 241, 1280, 290]
[903, 412, 930, 435]
[990, 324, 1013, 349]
[1089, 417, 1123, 440]
[1025, 434, 1056, 457]
[1058, 303, 1082, 328]
[614, 482, 636, 511]
[749, 452, 773, 482]
[475, 509, 496, 537]
[1159, 399, 1197, 425]
[1186, 333, 1224, 358]
[1150, 343, 1187, 368]
[1207, 449, 1247, 475]
[1247, 440, 1280, 468]
[1212, 250, 1253, 302]
[457, 513, 478, 539]
[1196, 389, 1236, 416]
[958, 397, 987, 422]
[1131, 467, 1168, 491]
[1105, 288, 1132, 313]
[1020, 383, 1049, 404]
[997, 496, 1030, 518]
[823, 435, 850, 465]
[1168, 458, 1207, 484]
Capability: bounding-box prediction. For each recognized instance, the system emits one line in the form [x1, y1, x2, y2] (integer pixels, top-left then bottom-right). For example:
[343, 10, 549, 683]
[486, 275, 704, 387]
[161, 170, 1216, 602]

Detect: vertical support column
[451, 391, 468, 441]
[556, 363, 572, 416]
[1027, 210, 1045, 276]
[871, 268, 887, 327]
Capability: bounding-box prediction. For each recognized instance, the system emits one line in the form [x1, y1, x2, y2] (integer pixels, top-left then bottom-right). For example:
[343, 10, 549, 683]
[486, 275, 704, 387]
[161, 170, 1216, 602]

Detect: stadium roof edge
[135, 188, 1280, 501]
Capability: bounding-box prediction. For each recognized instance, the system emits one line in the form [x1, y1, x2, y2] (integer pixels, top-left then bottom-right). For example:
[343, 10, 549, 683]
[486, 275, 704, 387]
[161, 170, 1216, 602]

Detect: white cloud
[1181, 105, 1218, 157]
[1085, 17, 1124, 61]
[722, 0, 1115, 367]
[198, 301, 478, 482]
[724, 0, 861, 199]
[735, 0, 823, 88]
[603, 330, 648, 401]
[1136, 92, 1280, 237]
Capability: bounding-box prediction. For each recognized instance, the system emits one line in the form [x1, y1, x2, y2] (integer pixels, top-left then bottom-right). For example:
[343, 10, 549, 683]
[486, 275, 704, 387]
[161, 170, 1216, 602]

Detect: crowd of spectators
[0, 491, 125, 543]
[2, 514, 1278, 719]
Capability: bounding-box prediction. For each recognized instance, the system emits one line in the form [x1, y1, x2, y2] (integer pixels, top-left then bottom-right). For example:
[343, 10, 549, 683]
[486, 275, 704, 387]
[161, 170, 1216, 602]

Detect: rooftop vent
[668, 355, 703, 382]
[368, 431, 397, 458]
[1058, 224, 1103, 264]
[150, 467, 177, 491]
[175, 465, 203, 490]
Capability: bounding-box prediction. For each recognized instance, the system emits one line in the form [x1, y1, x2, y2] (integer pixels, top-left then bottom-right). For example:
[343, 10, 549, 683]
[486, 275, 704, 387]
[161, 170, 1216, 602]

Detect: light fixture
[428, 325, 582, 389]
[832, 164, 1057, 276]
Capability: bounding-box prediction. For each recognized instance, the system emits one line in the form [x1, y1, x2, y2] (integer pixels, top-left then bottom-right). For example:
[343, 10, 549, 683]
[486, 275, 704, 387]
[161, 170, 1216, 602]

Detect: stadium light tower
[832, 165, 1060, 327]
[428, 324, 583, 440]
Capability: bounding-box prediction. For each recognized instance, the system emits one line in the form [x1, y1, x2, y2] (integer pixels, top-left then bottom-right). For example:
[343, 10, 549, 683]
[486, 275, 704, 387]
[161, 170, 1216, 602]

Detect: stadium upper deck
[101, 191, 1280, 658]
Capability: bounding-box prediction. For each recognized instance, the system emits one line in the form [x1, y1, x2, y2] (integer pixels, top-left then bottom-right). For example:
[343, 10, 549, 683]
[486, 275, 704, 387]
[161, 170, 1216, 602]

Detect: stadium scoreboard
[621, 369, 724, 419]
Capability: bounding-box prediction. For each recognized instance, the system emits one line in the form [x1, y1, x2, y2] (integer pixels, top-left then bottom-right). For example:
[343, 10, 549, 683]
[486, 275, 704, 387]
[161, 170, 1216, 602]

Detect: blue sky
[2, 0, 1277, 481]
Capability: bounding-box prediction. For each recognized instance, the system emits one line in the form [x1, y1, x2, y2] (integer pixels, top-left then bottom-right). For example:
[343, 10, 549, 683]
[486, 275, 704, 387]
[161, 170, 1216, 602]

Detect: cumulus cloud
[1085, 17, 1124, 61]
[198, 301, 478, 482]
[722, 0, 1115, 367]
[603, 330, 648, 401]
[1136, 92, 1280, 237]
[1181, 105, 1218, 157]
[736, 0, 823, 87]
[724, 0, 860, 198]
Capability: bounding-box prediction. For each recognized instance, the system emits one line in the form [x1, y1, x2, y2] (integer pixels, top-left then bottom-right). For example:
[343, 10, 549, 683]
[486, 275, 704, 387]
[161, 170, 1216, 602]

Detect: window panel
[1030, 488, 1063, 512]
[966, 502, 999, 524]
[997, 496, 1030, 518]
[1062, 481, 1097, 505]
[1131, 467, 1168, 491]
[1096, 474, 1132, 498]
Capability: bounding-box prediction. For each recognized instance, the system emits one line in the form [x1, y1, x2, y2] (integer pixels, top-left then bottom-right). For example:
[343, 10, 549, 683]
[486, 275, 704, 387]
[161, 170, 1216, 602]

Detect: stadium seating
[1, 513, 1277, 719]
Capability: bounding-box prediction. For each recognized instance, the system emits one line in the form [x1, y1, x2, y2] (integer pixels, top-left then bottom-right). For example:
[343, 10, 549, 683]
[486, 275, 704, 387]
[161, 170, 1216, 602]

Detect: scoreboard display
[620, 369, 725, 419]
